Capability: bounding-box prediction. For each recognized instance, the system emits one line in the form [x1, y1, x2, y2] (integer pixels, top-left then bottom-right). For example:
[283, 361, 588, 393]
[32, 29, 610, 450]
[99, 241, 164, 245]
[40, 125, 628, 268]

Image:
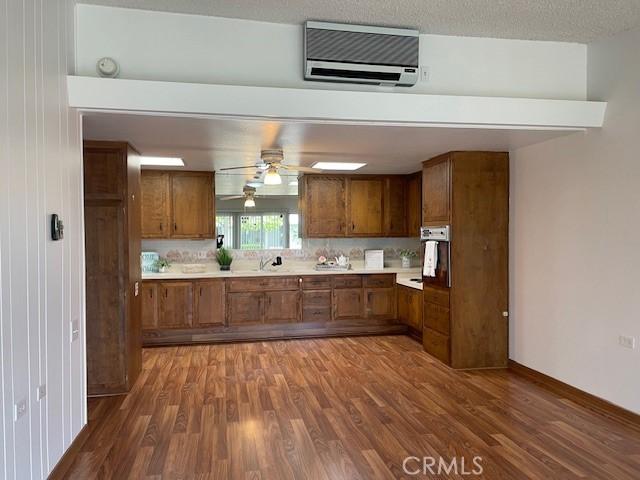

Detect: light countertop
[395, 273, 424, 291]
[142, 265, 421, 281]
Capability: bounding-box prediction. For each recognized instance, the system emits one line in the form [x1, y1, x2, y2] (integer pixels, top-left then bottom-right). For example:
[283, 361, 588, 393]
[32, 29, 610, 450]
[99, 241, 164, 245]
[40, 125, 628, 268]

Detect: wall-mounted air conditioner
[304, 21, 419, 87]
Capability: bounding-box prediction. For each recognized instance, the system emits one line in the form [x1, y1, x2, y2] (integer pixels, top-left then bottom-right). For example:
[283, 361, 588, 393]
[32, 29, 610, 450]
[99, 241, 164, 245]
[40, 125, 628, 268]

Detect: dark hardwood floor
[53, 335, 640, 479]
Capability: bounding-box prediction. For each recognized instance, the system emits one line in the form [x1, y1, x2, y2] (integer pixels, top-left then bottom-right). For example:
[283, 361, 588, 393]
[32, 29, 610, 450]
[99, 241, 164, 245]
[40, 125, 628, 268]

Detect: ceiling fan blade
[220, 195, 245, 200]
[281, 165, 323, 173]
[219, 165, 261, 171]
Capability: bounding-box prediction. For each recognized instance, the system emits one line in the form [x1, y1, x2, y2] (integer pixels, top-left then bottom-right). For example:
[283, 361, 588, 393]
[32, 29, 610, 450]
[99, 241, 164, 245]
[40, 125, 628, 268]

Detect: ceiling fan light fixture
[244, 197, 256, 208]
[264, 167, 282, 185]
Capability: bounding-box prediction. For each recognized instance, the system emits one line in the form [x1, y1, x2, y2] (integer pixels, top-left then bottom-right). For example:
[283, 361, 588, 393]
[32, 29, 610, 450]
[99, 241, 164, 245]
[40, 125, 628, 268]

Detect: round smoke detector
[96, 57, 120, 78]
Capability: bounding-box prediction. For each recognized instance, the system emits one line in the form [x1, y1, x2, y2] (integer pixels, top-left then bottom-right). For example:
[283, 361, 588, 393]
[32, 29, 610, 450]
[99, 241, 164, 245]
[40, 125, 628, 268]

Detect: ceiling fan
[219, 149, 322, 185]
[219, 185, 261, 207]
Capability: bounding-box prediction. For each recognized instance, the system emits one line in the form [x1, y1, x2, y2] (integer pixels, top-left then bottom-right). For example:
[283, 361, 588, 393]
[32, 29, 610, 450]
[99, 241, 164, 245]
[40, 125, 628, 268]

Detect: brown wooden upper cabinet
[301, 175, 347, 237]
[422, 156, 451, 224]
[300, 174, 420, 238]
[348, 178, 384, 236]
[405, 172, 422, 236]
[141, 170, 215, 239]
[140, 171, 170, 238]
[384, 177, 407, 236]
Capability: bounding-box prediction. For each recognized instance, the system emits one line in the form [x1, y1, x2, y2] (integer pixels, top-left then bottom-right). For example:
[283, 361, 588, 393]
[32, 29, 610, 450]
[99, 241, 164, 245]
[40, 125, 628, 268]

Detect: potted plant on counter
[398, 249, 417, 269]
[155, 257, 171, 273]
[216, 247, 233, 271]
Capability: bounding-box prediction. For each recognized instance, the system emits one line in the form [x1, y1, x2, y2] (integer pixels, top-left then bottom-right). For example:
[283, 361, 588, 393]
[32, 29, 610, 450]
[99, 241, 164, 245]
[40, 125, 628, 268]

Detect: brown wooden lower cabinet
[423, 301, 450, 336]
[158, 281, 194, 328]
[397, 285, 422, 336]
[195, 279, 225, 326]
[302, 290, 332, 322]
[422, 285, 453, 366]
[227, 292, 263, 325]
[141, 282, 158, 329]
[142, 273, 403, 346]
[365, 287, 396, 320]
[264, 290, 300, 323]
[423, 327, 450, 364]
[333, 288, 364, 320]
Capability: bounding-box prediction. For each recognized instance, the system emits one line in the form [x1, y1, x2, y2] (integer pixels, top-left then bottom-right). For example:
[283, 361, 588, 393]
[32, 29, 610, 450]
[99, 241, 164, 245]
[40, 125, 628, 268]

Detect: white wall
[74, 5, 587, 100]
[0, 1, 86, 478]
[509, 27, 640, 413]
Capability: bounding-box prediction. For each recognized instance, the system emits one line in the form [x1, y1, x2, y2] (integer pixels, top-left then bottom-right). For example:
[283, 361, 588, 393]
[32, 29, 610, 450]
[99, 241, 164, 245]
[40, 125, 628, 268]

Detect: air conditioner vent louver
[304, 21, 419, 87]
[306, 29, 419, 67]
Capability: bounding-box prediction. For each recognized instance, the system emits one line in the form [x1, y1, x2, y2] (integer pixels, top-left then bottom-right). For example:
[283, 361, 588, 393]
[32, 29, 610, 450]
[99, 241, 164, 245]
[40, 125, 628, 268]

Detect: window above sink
[216, 211, 301, 250]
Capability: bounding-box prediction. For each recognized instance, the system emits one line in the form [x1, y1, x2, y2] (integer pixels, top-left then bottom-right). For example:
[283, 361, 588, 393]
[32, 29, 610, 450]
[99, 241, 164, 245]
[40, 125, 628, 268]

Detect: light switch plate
[420, 66, 430, 82]
[14, 399, 27, 421]
[71, 319, 79, 342]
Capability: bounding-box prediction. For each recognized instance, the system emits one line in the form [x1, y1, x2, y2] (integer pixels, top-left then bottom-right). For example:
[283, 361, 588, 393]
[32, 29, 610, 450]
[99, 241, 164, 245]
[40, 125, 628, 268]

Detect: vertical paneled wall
[0, 1, 85, 478]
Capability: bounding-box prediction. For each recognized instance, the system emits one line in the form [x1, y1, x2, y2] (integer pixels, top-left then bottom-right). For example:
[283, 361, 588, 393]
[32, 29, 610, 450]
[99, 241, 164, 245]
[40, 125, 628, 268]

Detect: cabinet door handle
[352, 222, 355, 230]
[159, 223, 163, 231]
[199, 287, 202, 297]
[174, 223, 177, 231]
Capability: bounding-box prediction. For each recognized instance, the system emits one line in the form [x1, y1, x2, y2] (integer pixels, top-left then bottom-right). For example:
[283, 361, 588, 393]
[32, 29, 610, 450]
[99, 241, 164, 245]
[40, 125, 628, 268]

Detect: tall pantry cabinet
[422, 151, 509, 369]
[84, 141, 142, 396]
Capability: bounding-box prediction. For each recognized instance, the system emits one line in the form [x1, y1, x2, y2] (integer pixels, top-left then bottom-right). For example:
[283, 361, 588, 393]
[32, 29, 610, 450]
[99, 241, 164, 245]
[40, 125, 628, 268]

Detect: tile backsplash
[142, 237, 421, 266]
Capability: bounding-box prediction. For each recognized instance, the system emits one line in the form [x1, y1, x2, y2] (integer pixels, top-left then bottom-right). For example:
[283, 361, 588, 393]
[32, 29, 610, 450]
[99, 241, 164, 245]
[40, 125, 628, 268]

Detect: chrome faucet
[259, 256, 274, 271]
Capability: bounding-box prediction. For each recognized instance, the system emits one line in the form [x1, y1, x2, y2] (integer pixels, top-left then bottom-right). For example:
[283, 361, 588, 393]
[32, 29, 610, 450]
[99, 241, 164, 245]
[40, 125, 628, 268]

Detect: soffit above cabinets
[69, 76, 606, 129]
[74, 76, 606, 195]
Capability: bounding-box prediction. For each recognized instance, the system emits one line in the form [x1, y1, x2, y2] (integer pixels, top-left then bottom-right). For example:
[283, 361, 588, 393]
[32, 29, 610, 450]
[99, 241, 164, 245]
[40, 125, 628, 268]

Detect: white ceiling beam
[67, 76, 606, 130]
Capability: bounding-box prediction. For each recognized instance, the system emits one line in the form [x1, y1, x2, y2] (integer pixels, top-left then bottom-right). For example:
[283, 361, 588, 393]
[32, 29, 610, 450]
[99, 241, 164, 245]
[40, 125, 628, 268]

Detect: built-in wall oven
[420, 225, 451, 288]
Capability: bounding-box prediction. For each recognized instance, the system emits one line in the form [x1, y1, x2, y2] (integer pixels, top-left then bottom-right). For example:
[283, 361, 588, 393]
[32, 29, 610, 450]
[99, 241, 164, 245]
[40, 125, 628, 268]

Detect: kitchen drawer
[424, 302, 450, 336]
[423, 328, 450, 365]
[302, 290, 331, 307]
[363, 274, 395, 288]
[300, 275, 332, 290]
[333, 275, 363, 289]
[302, 306, 332, 323]
[423, 285, 450, 308]
[227, 276, 300, 292]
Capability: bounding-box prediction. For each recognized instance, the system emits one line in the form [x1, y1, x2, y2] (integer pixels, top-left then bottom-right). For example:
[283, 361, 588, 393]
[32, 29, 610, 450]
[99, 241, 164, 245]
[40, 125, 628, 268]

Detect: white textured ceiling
[83, 112, 571, 196]
[78, 0, 640, 42]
